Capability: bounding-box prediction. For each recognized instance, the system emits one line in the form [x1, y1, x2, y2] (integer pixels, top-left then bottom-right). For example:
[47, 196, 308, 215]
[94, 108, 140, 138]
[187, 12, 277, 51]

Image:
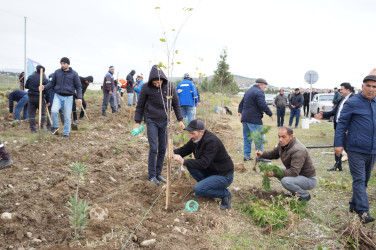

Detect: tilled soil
[0, 103, 234, 249]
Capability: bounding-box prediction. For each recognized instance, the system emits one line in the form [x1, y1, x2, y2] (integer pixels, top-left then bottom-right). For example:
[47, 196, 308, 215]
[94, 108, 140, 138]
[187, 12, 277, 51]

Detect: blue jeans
[347, 151, 376, 215]
[181, 106, 194, 123]
[146, 118, 167, 179]
[276, 107, 285, 127]
[14, 94, 28, 120]
[242, 123, 264, 158]
[51, 94, 73, 136]
[128, 93, 134, 106]
[187, 168, 233, 198]
[289, 108, 301, 128]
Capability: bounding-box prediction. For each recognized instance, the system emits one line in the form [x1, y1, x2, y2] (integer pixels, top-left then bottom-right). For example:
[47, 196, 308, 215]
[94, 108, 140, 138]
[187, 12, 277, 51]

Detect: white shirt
[336, 94, 351, 123]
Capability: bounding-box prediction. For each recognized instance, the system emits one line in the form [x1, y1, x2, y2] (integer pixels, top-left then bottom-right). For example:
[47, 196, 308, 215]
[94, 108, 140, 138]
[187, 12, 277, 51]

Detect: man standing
[274, 89, 287, 127]
[334, 75, 376, 223]
[134, 73, 144, 101]
[134, 65, 185, 185]
[102, 66, 116, 116]
[126, 70, 136, 106]
[26, 65, 50, 133]
[173, 119, 234, 210]
[19, 72, 25, 90]
[41, 57, 82, 138]
[311, 88, 318, 99]
[177, 73, 197, 123]
[332, 87, 341, 106]
[0, 141, 13, 169]
[256, 126, 317, 201]
[6, 90, 28, 121]
[238, 78, 274, 162]
[315, 82, 354, 171]
[289, 88, 304, 128]
[303, 88, 310, 117]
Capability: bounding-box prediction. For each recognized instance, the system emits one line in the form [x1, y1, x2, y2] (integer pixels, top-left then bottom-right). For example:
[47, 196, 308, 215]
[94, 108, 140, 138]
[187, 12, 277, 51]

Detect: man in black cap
[134, 65, 184, 185]
[238, 78, 274, 162]
[334, 74, 376, 223]
[289, 88, 304, 128]
[173, 119, 234, 210]
[41, 57, 82, 138]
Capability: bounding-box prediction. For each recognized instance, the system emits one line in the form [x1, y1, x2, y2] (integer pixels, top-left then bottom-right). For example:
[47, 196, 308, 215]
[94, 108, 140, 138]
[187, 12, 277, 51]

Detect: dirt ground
[0, 99, 243, 250]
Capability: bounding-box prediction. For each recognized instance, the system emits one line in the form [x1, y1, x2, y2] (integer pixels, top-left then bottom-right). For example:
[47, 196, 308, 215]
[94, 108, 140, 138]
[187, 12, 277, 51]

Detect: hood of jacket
[147, 65, 168, 87]
[130, 70, 136, 76]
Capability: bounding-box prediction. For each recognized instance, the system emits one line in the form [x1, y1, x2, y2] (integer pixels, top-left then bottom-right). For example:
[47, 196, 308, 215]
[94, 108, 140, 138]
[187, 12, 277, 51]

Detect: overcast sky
[1, 0, 375, 89]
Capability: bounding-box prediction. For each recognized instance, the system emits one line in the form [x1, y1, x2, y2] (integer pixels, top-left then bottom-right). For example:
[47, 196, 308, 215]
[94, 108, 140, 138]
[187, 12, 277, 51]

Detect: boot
[102, 110, 107, 117]
[111, 107, 116, 113]
[118, 104, 121, 110]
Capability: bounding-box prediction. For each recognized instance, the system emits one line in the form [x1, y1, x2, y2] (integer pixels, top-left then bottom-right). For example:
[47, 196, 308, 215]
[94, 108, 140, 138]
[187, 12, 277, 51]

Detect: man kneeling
[173, 119, 234, 210]
[256, 126, 317, 201]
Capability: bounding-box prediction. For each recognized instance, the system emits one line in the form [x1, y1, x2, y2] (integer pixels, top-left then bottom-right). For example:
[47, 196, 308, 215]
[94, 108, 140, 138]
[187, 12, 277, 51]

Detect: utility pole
[24, 17, 27, 84]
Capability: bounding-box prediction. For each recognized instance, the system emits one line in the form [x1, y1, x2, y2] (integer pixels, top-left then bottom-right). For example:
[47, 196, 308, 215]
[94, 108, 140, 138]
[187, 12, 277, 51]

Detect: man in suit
[315, 82, 353, 171]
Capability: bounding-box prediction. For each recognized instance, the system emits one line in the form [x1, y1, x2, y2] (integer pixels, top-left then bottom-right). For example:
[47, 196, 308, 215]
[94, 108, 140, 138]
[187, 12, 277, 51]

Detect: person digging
[255, 126, 317, 201]
[172, 119, 234, 210]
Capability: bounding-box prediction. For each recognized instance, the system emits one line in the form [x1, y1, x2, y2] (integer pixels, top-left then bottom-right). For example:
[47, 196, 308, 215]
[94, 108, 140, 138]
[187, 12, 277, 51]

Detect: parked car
[310, 94, 334, 116]
[265, 94, 275, 105]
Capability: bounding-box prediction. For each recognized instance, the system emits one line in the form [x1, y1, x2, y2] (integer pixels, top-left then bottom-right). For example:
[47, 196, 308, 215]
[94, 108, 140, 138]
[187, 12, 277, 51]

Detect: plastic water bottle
[131, 125, 144, 136]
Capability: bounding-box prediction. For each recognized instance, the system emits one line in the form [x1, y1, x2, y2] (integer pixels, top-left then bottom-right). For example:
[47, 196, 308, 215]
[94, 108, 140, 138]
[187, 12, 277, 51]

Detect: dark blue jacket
[8, 90, 27, 113]
[25, 73, 50, 103]
[334, 92, 376, 154]
[45, 67, 82, 99]
[238, 84, 272, 125]
[290, 93, 304, 108]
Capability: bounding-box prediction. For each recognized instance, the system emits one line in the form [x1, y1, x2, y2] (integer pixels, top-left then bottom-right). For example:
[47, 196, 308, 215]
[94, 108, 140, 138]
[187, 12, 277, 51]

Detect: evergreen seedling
[248, 126, 271, 171]
[258, 162, 283, 191]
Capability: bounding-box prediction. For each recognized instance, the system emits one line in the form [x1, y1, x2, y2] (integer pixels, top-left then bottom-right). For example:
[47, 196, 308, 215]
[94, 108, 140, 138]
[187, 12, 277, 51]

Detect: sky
[0, 0, 375, 89]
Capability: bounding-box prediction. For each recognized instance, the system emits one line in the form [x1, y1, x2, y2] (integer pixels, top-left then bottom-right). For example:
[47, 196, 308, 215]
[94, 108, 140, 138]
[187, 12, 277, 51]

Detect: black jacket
[135, 65, 183, 123]
[303, 92, 310, 105]
[79, 76, 93, 97]
[45, 67, 82, 99]
[323, 93, 354, 129]
[25, 73, 50, 103]
[126, 70, 136, 93]
[174, 130, 234, 176]
[290, 93, 304, 108]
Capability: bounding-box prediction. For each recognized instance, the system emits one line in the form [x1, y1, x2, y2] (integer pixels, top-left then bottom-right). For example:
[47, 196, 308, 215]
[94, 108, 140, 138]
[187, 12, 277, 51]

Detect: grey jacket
[274, 94, 287, 108]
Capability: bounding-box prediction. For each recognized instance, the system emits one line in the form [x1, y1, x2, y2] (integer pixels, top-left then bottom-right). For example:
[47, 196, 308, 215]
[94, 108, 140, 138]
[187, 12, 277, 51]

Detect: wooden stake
[38, 68, 44, 133]
[81, 106, 90, 121]
[165, 138, 173, 210]
[45, 103, 52, 125]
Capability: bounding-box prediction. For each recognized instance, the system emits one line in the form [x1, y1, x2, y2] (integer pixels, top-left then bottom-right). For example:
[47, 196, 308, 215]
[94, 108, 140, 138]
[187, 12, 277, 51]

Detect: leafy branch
[258, 162, 283, 191]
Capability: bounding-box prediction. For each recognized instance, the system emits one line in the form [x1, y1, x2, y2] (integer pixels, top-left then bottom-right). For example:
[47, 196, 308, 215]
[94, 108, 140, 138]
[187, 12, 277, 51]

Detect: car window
[319, 95, 334, 102]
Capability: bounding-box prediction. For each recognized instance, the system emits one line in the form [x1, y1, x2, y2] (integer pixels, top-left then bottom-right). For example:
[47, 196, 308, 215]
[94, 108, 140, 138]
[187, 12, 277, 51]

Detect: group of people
[3, 62, 376, 222]
[6, 58, 92, 138]
[237, 74, 376, 223]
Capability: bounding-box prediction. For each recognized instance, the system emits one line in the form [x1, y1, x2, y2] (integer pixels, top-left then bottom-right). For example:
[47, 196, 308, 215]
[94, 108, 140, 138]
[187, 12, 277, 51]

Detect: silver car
[265, 94, 275, 105]
[310, 94, 334, 115]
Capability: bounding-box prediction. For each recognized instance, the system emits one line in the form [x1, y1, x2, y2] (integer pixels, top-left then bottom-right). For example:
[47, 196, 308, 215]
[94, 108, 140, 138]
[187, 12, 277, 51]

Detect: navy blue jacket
[45, 67, 82, 99]
[290, 93, 304, 108]
[238, 85, 272, 125]
[334, 92, 376, 154]
[8, 90, 27, 113]
[25, 73, 50, 103]
[323, 93, 354, 129]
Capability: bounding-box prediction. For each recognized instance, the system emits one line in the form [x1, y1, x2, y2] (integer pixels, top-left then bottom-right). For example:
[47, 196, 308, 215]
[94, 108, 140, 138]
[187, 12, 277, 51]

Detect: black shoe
[0, 159, 13, 169]
[102, 111, 108, 117]
[360, 212, 375, 224]
[50, 127, 59, 135]
[118, 104, 121, 109]
[298, 194, 311, 202]
[220, 192, 232, 210]
[244, 157, 253, 162]
[148, 177, 160, 186]
[257, 157, 271, 163]
[349, 207, 359, 213]
[156, 175, 167, 183]
[327, 165, 343, 171]
[62, 135, 69, 139]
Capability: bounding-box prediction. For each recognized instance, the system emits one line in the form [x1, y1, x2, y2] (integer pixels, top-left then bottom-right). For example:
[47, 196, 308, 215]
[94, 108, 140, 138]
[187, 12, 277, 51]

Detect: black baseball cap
[185, 119, 205, 132]
[363, 75, 376, 83]
[295, 88, 300, 91]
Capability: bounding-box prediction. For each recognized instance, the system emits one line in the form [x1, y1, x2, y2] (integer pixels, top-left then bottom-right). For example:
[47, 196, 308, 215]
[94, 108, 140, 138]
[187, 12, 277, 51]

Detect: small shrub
[66, 194, 89, 240]
[258, 162, 283, 191]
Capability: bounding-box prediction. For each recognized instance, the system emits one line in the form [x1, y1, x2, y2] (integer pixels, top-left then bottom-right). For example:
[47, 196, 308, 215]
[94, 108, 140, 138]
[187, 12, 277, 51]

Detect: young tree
[211, 49, 239, 97]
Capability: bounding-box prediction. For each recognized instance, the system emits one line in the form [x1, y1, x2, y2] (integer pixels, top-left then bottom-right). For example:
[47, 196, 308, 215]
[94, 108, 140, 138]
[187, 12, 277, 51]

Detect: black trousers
[28, 96, 46, 132]
[303, 104, 309, 117]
